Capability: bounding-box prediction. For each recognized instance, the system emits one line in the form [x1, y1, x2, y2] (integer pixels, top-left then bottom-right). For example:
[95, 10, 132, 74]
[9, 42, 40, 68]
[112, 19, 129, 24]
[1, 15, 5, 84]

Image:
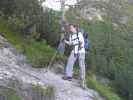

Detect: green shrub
[7, 16, 31, 33]
[0, 80, 21, 100]
[0, 87, 20, 100]
[0, 21, 63, 68]
[25, 40, 55, 68]
[86, 75, 121, 100]
[32, 85, 55, 100]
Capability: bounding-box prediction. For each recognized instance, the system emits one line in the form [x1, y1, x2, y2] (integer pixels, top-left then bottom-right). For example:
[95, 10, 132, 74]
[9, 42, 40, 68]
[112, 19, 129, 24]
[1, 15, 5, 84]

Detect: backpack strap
[77, 32, 83, 51]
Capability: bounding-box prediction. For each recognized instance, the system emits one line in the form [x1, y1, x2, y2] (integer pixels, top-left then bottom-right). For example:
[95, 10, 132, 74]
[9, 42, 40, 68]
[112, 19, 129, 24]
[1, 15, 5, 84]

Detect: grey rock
[0, 35, 104, 100]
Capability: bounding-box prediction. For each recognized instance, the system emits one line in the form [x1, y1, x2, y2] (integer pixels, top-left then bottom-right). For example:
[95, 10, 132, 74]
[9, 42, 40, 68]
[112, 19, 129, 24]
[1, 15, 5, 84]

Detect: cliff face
[0, 35, 104, 100]
[73, 0, 131, 23]
[73, 0, 109, 21]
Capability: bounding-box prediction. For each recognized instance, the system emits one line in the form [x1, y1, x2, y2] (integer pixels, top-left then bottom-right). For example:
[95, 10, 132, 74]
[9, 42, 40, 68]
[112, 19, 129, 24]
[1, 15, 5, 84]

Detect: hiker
[63, 24, 86, 89]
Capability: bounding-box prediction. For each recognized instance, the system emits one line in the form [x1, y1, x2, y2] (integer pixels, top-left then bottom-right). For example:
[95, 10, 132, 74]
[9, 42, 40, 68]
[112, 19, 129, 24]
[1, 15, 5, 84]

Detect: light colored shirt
[69, 32, 85, 54]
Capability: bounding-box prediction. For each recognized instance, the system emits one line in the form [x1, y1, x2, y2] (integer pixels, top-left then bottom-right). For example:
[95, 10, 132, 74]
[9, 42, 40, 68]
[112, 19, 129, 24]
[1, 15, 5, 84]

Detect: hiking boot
[80, 79, 87, 89]
[62, 76, 72, 81]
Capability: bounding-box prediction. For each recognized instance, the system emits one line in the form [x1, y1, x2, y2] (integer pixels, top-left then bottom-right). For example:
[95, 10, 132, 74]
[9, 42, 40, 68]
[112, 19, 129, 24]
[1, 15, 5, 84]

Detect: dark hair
[69, 24, 77, 28]
[68, 24, 79, 33]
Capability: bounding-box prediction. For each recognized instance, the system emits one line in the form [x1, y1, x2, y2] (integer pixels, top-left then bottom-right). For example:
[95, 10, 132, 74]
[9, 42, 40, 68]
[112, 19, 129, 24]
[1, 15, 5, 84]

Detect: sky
[42, 0, 77, 11]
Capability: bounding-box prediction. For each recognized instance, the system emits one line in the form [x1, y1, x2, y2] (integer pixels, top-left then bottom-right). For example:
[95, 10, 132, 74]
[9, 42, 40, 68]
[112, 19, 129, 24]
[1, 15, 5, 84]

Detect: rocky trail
[0, 35, 104, 100]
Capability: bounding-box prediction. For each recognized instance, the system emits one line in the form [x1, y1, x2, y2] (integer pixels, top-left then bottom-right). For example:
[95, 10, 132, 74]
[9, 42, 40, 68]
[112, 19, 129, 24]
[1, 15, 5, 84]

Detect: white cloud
[43, 0, 77, 11]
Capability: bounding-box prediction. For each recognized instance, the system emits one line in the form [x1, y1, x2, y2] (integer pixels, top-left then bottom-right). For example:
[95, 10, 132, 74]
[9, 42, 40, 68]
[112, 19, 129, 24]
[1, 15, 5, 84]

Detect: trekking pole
[45, 50, 58, 72]
[44, 34, 65, 73]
